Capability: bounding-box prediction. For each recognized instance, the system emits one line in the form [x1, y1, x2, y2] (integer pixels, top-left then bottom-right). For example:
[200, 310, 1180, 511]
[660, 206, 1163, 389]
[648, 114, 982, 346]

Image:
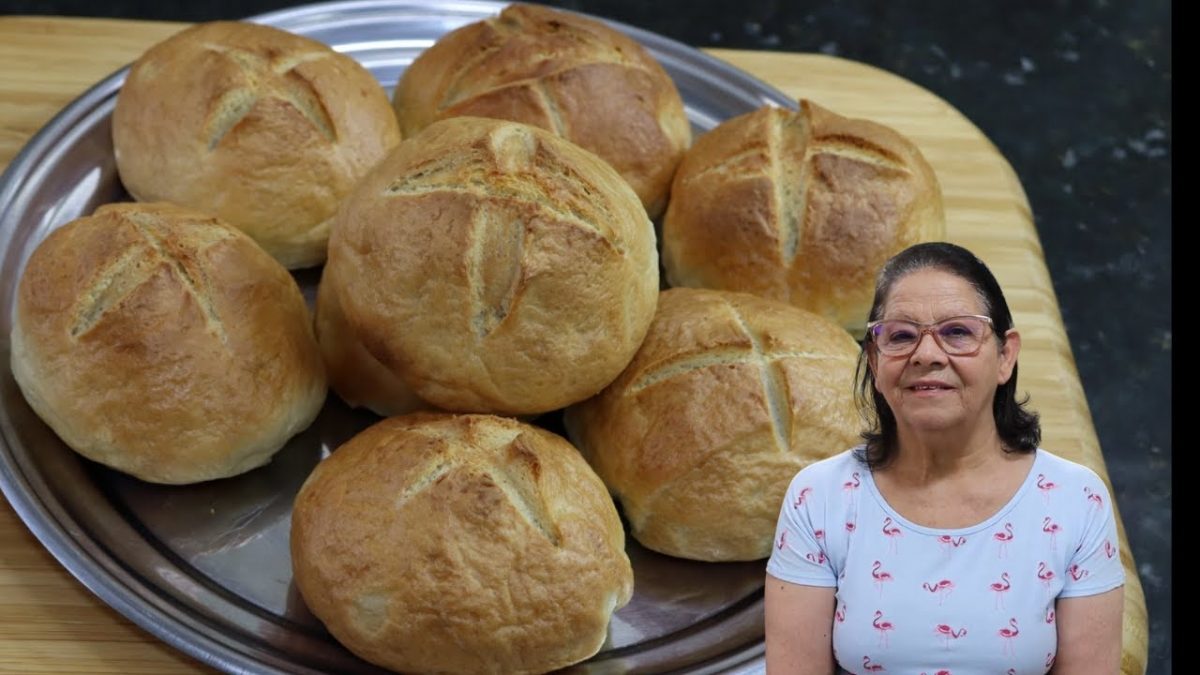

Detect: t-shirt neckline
[859, 447, 1043, 536]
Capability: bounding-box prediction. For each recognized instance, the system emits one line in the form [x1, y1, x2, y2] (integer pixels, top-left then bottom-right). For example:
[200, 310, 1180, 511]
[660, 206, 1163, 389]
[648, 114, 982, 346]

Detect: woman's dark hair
[854, 242, 1040, 469]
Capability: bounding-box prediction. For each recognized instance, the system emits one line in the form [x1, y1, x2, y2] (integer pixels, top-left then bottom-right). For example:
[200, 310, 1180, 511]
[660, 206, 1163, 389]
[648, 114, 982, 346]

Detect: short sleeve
[1059, 476, 1125, 598]
[765, 471, 837, 587]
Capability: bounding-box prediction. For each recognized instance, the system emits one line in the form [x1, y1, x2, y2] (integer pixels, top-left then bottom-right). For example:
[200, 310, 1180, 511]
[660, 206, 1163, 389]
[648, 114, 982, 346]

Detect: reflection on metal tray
[0, 1, 793, 672]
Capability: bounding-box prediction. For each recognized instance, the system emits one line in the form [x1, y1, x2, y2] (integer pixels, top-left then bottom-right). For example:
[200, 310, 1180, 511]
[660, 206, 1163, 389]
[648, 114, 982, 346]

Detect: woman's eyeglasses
[865, 315, 995, 357]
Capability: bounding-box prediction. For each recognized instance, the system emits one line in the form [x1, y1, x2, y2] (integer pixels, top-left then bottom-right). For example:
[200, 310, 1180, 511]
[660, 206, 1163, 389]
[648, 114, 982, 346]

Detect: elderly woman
[765, 242, 1124, 674]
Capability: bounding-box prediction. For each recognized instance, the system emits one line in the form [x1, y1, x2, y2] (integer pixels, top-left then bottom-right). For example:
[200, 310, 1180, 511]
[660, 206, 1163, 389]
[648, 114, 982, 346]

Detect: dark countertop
[2, 0, 1172, 671]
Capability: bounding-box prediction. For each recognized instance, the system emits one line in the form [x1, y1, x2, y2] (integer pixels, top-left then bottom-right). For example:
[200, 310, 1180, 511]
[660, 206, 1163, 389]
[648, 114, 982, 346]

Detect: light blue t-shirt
[766, 447, 1124, 675]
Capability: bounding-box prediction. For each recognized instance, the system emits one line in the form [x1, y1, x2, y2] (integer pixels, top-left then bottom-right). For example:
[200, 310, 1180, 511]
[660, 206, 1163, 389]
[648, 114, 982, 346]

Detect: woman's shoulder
[785, 446, 865, 491]
[1033, 448, 1110, 490]
[778, 447, 865, 521]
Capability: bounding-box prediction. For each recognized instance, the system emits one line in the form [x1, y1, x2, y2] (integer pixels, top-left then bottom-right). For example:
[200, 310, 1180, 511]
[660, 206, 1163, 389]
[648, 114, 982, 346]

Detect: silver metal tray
[0, 1, 794, 672]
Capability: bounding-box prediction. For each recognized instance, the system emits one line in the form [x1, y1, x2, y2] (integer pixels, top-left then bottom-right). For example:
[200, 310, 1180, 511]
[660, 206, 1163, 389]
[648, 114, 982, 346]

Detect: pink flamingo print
[933, 624, 967, 649]
[920, 671, 951, 675]
[835, 602, 846, 623]
[843, 472, 861, 495]
[806, 550, 827, 564]
[862, 656, 885, 672]
[997, 618, 1019, 657]
[793, 487, 813, 508]
[1037, 474, 1057, 503]
[1084, 486, 1104, 509]
[993, 522, 1014, 559]
[882, 517, 903, 554]
[776, 530, 787, 550]
[937, 535, 967, 555]
[1105, 539, 1117, 559]
[1045, 606, 1055, 624]
[1042, 516, 1061, 551]
[846, 520, 857, 533]
[989, 572, 1011, 609]
[1036, 559, 1056, 586]
[1046, 652, 1056, 669]
[1007, 670, 1016, 675]
[872, 610, 895, 648]
[1068, 564, 1089, 581]
[922, 579, 955, 605]
[871, 560, 894, 598]
[814, 529, 825, 540]
[1037, 562, 1056, 594]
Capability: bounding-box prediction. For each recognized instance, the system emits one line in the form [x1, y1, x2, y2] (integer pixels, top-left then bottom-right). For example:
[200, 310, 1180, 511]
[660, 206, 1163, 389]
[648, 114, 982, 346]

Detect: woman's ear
[997, 329, 1021, 385]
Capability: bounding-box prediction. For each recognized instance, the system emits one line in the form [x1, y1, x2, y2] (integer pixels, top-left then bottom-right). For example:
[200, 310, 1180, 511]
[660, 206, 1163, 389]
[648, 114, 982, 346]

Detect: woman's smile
[906, 379, 955, 394]
[907, 383, 955, 397]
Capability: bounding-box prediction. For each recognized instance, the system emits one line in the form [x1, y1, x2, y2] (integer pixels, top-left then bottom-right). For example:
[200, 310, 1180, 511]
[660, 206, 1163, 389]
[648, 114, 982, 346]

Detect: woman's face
[868, 268, 1020, 440]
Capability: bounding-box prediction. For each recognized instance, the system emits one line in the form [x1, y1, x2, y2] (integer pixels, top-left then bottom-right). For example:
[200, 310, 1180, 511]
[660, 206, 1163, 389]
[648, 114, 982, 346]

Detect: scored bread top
[565, 288, 862, 560]
[662, 99, 945, 334]
[393, 3, 691, 217]
[290, 413, 633, 674]
[113, 21, 401, 269]
[10, 202, 327, 484]
[326, 116, 658, 415]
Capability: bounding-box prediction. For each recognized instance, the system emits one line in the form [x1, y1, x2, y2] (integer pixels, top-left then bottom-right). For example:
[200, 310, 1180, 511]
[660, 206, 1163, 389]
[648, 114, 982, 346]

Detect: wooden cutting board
[0, 15, 1147, 675]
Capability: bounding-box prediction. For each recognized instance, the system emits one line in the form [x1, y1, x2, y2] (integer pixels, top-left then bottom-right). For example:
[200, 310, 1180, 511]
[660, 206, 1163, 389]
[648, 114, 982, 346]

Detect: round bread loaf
[393, 3, 691, 218]
[9, 202, 327, 484]
[112, 21, 401, 269]
[564, 288, 861, 561]
[324, 116, 659, 415]
[313, 264, 426, 417]
[662, 99, 945, 335]
[290, 413, 633, 675]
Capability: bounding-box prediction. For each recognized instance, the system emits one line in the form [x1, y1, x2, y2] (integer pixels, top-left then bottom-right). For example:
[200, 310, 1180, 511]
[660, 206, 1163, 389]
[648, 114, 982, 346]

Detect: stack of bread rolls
[7, 4, 950, 673]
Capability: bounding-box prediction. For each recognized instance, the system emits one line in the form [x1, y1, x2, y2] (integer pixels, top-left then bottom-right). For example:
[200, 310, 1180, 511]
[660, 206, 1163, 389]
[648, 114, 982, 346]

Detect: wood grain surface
[0, 15, 1147, 675]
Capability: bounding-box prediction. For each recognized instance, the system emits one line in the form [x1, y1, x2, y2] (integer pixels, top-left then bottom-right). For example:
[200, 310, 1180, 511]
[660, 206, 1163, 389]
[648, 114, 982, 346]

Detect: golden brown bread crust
[314, 264, 427, 417]
[325, 116, 659, 415]
[112, 21, 401, 269]
[9, 202, 327, 484]
[290, 413, 633, 675]
[564, 288, 861, 561]
[662, 99, 945, 335]
[393, 3, 691, 218]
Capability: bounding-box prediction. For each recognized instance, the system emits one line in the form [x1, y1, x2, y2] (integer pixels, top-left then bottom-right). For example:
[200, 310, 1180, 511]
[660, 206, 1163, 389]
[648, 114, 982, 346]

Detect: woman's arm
[1051, 586, 1124, 674]
[764, 573, 837, 675]
[1052, 470, 1125, 674]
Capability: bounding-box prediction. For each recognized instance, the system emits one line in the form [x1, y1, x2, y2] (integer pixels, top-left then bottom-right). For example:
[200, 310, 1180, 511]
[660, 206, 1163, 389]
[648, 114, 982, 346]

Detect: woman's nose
[909, 329, 948, 363]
